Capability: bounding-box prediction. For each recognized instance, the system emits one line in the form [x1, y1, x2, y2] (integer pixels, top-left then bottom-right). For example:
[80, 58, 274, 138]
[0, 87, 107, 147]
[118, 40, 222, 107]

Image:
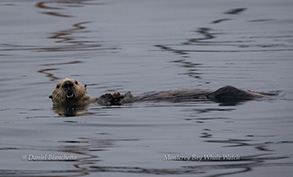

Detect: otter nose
[62, 81, 73, 89]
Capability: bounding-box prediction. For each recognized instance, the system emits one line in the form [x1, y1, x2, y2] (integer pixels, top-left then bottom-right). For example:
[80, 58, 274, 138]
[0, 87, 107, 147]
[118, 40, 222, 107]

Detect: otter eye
[56, 84, 60, 88]
[75, 81, 78, 85]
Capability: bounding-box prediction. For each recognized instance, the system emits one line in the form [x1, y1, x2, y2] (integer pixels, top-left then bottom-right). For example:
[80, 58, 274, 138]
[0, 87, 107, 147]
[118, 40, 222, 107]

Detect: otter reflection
[52, 104, 89, 116]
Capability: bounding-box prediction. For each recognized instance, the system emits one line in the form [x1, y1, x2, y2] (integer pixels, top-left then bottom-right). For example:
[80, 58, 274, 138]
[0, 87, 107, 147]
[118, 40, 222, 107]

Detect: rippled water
[0, 0, 293, 176]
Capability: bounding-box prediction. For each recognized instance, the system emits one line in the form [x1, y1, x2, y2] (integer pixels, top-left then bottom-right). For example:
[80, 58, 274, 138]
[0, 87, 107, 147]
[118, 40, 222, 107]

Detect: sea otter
[50, 78, 268, 111]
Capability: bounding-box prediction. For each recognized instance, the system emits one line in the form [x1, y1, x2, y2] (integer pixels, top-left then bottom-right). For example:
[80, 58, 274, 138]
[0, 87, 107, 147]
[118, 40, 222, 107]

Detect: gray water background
[0, 0, 293, 176]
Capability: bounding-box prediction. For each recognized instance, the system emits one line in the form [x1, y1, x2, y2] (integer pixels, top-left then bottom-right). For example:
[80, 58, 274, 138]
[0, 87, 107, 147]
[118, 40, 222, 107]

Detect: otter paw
[98, 93, 114, 106]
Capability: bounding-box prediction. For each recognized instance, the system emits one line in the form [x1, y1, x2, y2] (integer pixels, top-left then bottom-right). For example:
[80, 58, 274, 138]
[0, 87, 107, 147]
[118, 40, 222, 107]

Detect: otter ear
[49, 95, 53, 99]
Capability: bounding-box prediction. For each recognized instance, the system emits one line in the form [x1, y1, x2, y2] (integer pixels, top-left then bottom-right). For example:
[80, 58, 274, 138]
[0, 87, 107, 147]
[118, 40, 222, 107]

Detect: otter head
[49, 78, 88, 106]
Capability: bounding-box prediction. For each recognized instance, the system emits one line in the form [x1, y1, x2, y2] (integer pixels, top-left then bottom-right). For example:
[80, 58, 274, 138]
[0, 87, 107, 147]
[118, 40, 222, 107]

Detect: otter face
[50, 78, 88, 105]
[62, 80, 77, 100]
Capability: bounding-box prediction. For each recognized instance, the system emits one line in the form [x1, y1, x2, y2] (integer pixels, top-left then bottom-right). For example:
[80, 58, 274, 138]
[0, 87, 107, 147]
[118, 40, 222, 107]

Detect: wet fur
[50, 78, 269, 116]
[96, 86, 266, 105]
[50, 78, 97, 106]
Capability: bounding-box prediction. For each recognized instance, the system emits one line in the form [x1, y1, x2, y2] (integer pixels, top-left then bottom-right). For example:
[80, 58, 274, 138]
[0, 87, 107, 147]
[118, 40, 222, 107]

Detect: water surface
[0, 0, 293, 176]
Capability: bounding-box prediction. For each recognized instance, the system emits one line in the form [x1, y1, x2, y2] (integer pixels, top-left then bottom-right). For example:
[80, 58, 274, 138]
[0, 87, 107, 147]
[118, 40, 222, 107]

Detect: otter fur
[49, 78, 97, 106]
[96, 86, 266, 106]
[50, 78, 268, 109]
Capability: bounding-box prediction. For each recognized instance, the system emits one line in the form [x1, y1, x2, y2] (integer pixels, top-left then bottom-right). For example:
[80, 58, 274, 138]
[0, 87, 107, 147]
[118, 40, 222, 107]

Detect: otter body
[50, 78, 266, 106]
[50, 78, 268, 116]
[96, 86, 265, 106]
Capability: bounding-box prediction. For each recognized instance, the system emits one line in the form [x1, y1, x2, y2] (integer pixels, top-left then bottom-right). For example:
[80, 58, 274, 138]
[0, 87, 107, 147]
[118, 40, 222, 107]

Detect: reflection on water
[172, 59, 203, 79]
[36, 0, 99, 16]
[155, 7, 293, 58]
[183, 27, 215, 45]
[49, 22, 89, 43]
[39, 21, 103, 52]
[38, 68, 59, 81]
[33, 0, 119, 83]
[211, 18, 231, 24]
[2, 137, 136, 177]
[38, 61, 84, 81]
[87, 154, 289, 175]
[40, 60, 83, 66]
[35, 0, 115, 52]
[52, 104, 90, 116]
[224, 8, 247, 15]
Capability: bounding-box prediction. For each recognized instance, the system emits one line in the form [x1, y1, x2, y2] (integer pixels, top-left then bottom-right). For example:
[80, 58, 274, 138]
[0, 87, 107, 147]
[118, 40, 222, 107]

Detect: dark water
[1, 0, 293, 176]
